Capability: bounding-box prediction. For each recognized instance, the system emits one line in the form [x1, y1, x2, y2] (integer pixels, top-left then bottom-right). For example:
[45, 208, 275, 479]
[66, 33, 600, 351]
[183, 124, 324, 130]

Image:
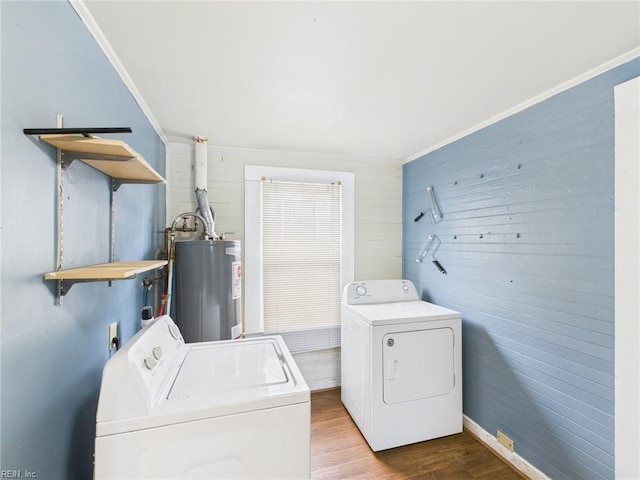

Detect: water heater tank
[174, 239, 242, 342]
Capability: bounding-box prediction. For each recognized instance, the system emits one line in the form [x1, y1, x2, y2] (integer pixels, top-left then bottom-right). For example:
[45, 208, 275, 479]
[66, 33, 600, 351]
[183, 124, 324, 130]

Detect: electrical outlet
[496, 430, 514, 452]
[108, 322, 118, 350]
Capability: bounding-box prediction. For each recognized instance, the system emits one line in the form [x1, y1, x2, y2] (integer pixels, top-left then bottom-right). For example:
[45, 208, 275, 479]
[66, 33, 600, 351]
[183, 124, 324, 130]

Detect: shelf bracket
[59, 279, 80, 297]
[111, 179, 163, 191]
[58, 276, 136, 296]
[55, 114, 65, 305]
[61, 151, 136, 171]
[109, 179, 117, 286]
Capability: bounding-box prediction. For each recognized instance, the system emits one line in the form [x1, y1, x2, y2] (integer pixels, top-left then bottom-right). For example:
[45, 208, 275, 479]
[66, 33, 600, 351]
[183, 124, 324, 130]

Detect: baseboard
[463, 415, 550, 480]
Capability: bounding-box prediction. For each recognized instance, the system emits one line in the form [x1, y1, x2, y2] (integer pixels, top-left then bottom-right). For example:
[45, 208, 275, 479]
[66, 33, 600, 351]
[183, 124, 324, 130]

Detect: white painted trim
[69, 0, 168, 145]
[405, 48, 640, 163]
[463, 415, 551, 480]
[614, 75, 640, 480]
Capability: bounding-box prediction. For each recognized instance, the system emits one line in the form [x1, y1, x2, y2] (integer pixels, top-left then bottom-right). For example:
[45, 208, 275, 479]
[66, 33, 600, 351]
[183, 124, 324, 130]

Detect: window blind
[261, 179, 342, 353]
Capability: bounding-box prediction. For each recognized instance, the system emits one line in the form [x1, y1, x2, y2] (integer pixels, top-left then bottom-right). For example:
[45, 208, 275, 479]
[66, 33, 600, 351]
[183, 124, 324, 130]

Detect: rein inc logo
[1, 471, 37, 478]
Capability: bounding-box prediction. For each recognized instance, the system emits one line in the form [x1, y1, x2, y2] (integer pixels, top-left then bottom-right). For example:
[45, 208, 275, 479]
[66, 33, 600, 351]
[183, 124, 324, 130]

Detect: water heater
[173, 239, 242, 342]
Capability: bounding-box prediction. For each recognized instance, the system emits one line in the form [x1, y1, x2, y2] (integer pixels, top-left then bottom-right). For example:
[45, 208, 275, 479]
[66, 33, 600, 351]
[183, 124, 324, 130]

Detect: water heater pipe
[193, 136, 216, 239]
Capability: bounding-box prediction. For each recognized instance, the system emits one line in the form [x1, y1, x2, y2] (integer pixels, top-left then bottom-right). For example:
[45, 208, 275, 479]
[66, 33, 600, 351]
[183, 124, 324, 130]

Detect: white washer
[341, 279, 462, 451]
[94, 315, 310, 479]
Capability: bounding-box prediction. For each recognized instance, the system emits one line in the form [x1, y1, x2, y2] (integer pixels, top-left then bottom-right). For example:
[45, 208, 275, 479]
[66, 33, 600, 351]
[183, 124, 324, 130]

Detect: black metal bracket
[58, 275, 137, 296]
[112, 178, 164, 191]
[58, 279, 90, 296]
[61, 151, 136, 172]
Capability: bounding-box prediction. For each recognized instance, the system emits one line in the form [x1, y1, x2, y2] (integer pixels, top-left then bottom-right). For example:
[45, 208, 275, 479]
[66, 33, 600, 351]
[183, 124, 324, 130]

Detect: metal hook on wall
[416, 235, 435, 263]
[415, 234, 447, 274]
[414, 186, 442, 223]
[427, 186, 442, 223]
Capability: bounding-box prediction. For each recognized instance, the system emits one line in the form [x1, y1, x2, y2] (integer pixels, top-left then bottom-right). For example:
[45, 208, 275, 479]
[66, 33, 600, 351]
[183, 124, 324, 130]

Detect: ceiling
[81, 1, 639, 161]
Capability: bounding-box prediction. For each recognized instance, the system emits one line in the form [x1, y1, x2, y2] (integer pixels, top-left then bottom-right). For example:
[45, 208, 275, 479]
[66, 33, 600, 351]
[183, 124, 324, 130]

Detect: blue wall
[404, 59, 639, 479]
[1, 2, 165, 478]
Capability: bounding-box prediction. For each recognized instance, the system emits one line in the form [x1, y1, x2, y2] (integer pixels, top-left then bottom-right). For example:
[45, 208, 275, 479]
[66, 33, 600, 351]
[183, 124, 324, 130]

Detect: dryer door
[383, 328, 455, 404]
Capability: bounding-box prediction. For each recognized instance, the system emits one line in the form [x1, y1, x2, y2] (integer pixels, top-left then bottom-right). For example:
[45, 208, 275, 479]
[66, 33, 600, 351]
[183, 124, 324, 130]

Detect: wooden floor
[311, 389, 525, 480]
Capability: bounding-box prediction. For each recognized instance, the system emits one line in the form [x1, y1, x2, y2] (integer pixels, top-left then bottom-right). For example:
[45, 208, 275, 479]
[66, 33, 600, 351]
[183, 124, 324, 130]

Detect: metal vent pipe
[193, 136, 216, 239]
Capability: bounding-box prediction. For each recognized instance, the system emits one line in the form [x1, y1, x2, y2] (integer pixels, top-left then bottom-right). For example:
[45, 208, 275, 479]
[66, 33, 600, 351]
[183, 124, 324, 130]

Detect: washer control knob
[143, 356, 157, 370]
[356, 285, 367, 296]
[152, 346, 163, 360]
[169, 324, 183, 341]
[387, 338, 395, 347]
[402, 284, 409, 292]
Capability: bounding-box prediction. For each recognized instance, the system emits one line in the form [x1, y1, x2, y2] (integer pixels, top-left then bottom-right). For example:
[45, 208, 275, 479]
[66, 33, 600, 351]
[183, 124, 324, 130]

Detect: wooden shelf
[40, 134, 166, 186]
[45, 260, 167, 281]
[45, 260, 167, 296]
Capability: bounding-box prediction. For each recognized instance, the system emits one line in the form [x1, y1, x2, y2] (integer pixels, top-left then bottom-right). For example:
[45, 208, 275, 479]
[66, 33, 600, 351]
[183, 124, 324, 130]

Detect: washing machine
[341, 279, 462, 451]
[94, 315, 310, 479]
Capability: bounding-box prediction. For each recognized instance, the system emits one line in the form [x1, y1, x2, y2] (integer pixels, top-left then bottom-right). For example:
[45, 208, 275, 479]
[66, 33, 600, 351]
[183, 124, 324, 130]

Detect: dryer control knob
[402, 284, 409, 292]
[356, 285, 367, 296]
[143, 356, 158, 370]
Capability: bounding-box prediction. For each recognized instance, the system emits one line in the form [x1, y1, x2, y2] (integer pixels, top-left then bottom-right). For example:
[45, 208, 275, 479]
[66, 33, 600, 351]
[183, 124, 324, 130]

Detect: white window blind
[261, 179, 342, 353]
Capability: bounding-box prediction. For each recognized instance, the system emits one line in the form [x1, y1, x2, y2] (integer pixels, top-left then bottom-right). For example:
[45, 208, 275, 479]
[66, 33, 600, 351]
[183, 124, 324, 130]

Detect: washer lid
[96, 332, 309, 437]
[344, 300, 460, 326]
[168, 341, 288, 400]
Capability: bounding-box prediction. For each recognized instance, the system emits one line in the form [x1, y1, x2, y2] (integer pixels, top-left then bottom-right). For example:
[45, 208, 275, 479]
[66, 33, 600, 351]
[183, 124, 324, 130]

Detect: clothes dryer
[95, 315, 310, 479]
[341, 279, 462, 451]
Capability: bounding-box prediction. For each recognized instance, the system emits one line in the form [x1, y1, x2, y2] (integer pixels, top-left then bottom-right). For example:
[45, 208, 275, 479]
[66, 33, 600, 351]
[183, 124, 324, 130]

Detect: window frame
[244, 165, 355, 336]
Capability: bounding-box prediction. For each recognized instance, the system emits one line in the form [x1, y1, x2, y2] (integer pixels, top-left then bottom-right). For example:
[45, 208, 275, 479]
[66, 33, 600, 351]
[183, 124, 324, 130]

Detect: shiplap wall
[403, 59, 639, 479]
[166, 144, 402, 388]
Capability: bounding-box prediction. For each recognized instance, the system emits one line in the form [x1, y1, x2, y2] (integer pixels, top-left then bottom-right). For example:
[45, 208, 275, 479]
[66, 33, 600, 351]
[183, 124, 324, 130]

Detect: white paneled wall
[167, 143, 403, 281]
[166, 143, 402, 389]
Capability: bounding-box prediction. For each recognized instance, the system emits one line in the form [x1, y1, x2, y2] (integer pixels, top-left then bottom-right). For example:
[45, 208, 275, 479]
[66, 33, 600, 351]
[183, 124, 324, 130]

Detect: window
[245, 166, 355, 353]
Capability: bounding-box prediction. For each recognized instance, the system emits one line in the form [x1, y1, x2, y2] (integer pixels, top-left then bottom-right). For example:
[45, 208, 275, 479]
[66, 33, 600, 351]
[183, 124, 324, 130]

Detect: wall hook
[415, 234, 447, 274]
[426, 186, 442, 223]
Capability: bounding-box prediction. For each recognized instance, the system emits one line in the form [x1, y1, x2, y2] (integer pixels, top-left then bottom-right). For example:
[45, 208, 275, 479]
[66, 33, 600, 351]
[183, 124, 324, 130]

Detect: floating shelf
[45, 260, 168, 296]
[40, 134, 166, 187]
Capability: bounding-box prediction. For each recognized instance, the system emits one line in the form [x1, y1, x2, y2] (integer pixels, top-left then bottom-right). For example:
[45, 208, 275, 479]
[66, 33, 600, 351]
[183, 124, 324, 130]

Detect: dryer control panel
[343, 279, 419, 305]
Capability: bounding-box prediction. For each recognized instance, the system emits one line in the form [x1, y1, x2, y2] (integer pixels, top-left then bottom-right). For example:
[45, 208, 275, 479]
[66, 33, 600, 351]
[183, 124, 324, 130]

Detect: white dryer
[341, 279, 462, 451]
[95, 315, 310, 479]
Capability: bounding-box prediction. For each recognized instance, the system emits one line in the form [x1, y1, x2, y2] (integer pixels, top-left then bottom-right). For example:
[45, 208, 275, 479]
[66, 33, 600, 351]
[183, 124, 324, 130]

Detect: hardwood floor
[311, 389, 525, 480]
